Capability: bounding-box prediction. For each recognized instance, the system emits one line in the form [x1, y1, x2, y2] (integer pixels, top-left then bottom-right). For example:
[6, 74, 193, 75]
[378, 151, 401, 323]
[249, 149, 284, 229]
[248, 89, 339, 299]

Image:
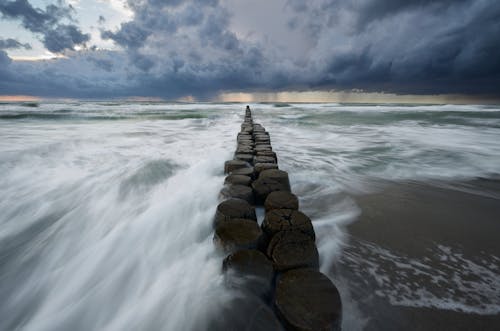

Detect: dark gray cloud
[0, 37, 31, 49]
[0, 0, 89, 52]
[0, 0, 499, 98]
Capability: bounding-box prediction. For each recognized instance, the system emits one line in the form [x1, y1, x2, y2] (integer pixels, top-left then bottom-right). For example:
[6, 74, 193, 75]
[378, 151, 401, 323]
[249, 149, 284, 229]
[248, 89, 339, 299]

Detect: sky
[0, 0, 499, 102]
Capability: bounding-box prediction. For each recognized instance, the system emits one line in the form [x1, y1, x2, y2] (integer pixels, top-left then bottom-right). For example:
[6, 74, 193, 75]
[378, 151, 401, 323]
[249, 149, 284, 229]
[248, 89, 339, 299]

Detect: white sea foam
[1, 102, 500, 330]
[0, 108, 241, 330]
[342, 240, 500, 315]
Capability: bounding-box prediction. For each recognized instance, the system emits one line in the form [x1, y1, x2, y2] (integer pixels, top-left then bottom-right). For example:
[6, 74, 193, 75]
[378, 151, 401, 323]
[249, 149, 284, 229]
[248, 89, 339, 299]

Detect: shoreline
[336, 178, 500, 330]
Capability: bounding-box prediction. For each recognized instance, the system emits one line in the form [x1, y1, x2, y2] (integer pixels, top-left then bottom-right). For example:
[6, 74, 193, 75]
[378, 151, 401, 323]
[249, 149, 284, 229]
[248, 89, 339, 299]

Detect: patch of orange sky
[0, 95, 41, 102]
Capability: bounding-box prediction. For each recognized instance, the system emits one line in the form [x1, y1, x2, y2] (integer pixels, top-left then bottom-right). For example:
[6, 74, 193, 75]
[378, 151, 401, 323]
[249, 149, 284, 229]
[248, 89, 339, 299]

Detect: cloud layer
[0, 0, 89, 52]
[0, 0, 499, 99]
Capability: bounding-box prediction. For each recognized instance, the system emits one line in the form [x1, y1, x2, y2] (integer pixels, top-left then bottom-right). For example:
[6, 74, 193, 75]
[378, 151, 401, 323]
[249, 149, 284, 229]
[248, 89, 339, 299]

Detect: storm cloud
[0, 0, 499, 98]
[0, 37, 31, 50]
[0, 0, 90, 52]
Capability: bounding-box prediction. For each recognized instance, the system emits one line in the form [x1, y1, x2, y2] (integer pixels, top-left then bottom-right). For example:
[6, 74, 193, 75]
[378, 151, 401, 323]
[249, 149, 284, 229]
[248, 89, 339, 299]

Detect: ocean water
[1, 102, 499, 330]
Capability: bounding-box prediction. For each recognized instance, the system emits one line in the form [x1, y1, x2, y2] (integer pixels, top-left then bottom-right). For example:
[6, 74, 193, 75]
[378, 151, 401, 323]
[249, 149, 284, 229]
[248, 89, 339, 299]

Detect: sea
[1, 101, 499, 330]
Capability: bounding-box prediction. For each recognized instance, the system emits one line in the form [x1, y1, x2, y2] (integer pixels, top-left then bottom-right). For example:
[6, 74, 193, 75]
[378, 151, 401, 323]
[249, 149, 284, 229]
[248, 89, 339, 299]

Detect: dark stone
[274, 269, 342, 331]
[259, 169, 288, 180]
[252, 169, 291, 202]
[264, 191, 299, 211]
[237, 140, 254, 147]
[261, 209, 315, 240]
[254, 156, 276, 164]
[267, 230, 319, 271]
[214, 218, 262, 252]
[207, 295, 284, 331]
[241, 128, 253, 134]
[230, 167, 255, 178]
[255, 139, 271, 145]
[255, 145, 272, 152]
[256, 150, 278, 162]
[225, 174, 252, 186]
[252, 177, 290, 203]
[214, 198, 257, 227]
[224, 160, 250, 174]
[255, 136, 271, 142]
[235, 147, 254, 155]
[235, 153, 254, 163]
[237, 134, 253, 141]
[254, 162, 279, 175]
[220, 184, 254, 204]
[237, 138, 253, 144]
[237, 142, 255, 150]
[223, 249, 274, 297]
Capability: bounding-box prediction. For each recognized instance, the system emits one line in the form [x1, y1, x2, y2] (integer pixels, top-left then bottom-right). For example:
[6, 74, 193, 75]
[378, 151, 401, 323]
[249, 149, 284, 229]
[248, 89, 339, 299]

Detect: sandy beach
[337, 179, 500, 330]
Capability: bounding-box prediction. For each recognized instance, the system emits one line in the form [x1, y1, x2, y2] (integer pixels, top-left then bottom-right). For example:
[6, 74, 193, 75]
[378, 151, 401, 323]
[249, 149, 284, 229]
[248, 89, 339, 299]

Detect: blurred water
[1, 102, 500, 330]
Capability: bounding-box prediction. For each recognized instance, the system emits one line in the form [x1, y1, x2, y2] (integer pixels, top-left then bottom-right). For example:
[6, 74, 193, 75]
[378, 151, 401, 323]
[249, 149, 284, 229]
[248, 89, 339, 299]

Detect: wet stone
[256, 150, 277, 162]
[264, 191, 299, 212]
[207, 295, 284, 331]
[230, 167, 255, 178]
[237, 141, 254, 148]
[267, 230, 319, 271]
[224, 160, 250, 174]
[224, 174, 252, 186]
[261, 209, 315, 240]
[235, 147, 254, 155]
[255, 136, 271, 142]
[254, 162, 279, 175]
[237, 138, 253, 145]
[214, 218, 262, 252]
[252, 177, 290, 203]
[254, 145, 272, 152]
[254, 156, 276, 164]
[274, 269, 342, 331]
[237, 134, 253, 140]
[223, 249, 274, 297]
[214, 198, 256, 227]
[220, 184, 254, 204]
[234, 153, 254, 163]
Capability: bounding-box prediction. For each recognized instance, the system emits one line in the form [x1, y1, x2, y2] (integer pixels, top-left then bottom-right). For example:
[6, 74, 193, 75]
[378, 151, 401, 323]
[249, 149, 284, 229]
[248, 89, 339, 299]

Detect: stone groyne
[211, 107, 342, 330]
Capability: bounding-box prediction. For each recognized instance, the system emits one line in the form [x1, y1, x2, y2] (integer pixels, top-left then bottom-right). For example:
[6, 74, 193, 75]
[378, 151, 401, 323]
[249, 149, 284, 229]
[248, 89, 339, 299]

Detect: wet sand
[336, 179, 500, 330]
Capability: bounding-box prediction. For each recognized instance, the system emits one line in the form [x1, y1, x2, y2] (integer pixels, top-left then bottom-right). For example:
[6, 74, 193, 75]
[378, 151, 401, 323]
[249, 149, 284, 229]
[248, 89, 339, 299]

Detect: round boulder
[223, 249, 274, 297]
[237, 134, 253, 140]
[224, 160, 250, 174]
[267, 230, 319, 271]
[214, 198, 257, 227]
[255, 136, 271, 143]
[254, 162, 279, 175]
[230, 167, 255, 178]
[214, 218, 262, 252]
[235, 153, 254, 163]
[261, 209, 315, 240]
[225, 174, 252, 186]
[220, 184, 254, 204]
[256, 150, 277, 162]
[235, 147, 254, 155]
[254, 145, 272, 152]
[264, 191, 299, 211]
[207, 295, 284, 331]
[254, 155, 276, 164]
[252, 169, 291, 202]
[275, 269, 342, 331]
